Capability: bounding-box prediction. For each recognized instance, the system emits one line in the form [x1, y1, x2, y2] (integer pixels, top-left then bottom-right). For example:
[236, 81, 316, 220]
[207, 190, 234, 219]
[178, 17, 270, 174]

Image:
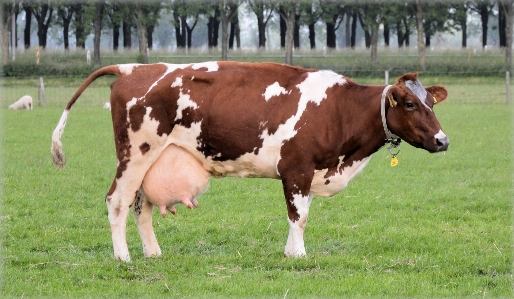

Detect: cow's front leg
[279, 165, 315, 257]
[284, 193, 314, 257]
[133, 187, 162, 257]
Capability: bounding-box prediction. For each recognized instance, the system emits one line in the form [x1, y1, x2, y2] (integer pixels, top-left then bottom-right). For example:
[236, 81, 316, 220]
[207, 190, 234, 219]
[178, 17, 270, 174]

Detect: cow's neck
[339, 84, 391, 165]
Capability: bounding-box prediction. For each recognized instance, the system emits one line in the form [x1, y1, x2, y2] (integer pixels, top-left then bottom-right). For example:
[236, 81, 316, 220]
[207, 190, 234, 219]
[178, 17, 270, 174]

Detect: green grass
[0, 77, 512, 298]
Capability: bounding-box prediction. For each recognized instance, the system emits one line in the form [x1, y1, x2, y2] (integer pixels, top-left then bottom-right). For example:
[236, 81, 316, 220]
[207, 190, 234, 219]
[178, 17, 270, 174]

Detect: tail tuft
[51, 110, 69, 169]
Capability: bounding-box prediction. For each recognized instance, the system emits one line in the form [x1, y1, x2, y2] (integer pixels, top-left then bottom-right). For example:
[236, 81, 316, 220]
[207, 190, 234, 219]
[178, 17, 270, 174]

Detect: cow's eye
[405, 102, 415, 109]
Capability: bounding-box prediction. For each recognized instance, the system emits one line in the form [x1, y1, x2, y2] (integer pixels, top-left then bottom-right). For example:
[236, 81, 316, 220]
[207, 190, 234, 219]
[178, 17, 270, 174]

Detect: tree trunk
[1, 5, 12, 65]
[23, 6, 31, 49]
[501, 0, 513, 70]
[326, 22, 336, 48]
[308, 22, 315, 49]
[370, 22, 378, 63]
[293, 13, 300, 49]
[148, 24, 154, 50]
[350, 12, 357, 48]
[136, 3, 148, 63]
[461, 20, 467, 48]
[93, 0, 104, 66]
[62, 17, 71, 50]
[221, 10, 228, 60]
[32, 4, 53, 49]
[185, 19, 197, 50]
[207, 7, 220, 49]
[279, 6, 286, 48]
[229, 17, 235, 49]
[75, 5, 86, 49]
[416, 0, 426, 71]
[113, 23, 120, 51]
[480, 4, 489, 48]
[500, 3, 507, 48]
[123, 20, 132, 49]
[383, 22, 390, 47]
[111, 3, 120, 51]
[257, 14, 266, 48]
[283, 3, 297, 65]
[345, 11, 351, 48]
[397, 20, 404, 48]
[357, 14, 371, 48]
[403, 17, 411, 47]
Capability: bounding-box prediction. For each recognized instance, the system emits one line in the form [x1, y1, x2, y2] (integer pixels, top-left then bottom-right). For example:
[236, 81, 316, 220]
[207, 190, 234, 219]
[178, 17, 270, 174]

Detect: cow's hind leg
[133, 187, 162, 257]
[106, 149, 165, 261]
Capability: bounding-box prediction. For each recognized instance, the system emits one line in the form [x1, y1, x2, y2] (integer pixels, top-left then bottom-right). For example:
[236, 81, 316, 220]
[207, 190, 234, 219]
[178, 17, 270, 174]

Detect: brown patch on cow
[129, 105, 146, 132]
[139, 142, 151, 155]
[286, 199, 300, 222]
[133, 188, 143, 216]
[114, 203, 121, 217]
[182, 62, 309, 161]
[106, 179, 117, 198]
[324, 179, 330, 185]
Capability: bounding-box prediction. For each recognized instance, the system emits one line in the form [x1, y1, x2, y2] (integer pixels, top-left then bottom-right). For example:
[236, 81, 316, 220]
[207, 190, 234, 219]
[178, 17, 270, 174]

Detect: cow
[9, 95, 33, 110]
[51, 61, 449, 262]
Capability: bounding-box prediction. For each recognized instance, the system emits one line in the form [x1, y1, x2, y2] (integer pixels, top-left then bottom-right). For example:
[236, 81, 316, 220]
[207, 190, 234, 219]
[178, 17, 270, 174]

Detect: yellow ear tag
[390, 156, 399, 167]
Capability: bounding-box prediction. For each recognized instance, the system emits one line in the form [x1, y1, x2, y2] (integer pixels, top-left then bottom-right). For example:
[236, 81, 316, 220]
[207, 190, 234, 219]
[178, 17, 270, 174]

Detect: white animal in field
[9, 95, 33, 110]
[103, 102, 111, 110]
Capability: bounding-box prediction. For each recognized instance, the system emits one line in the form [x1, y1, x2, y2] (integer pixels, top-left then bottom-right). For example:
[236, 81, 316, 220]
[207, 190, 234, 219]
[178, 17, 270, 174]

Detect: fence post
[506, 71, 510, 105]
[385, 70, 389, 85]
[38, 77, 46, 107]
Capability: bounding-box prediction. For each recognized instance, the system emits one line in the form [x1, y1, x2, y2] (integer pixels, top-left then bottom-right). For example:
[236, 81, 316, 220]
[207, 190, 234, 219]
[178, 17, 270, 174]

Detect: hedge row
[1, 50, 509, 78]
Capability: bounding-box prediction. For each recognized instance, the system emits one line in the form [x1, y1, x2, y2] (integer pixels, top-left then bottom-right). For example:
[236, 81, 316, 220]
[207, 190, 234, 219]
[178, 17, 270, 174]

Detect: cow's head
[385, 73, 449, 153]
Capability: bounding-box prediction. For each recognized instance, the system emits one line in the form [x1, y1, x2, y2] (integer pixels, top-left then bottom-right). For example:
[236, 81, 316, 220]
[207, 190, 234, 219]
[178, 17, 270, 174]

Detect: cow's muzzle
[436, 136, 449, 152]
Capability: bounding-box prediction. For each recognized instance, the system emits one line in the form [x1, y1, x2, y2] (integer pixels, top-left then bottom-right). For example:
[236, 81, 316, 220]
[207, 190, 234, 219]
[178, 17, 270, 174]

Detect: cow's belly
[310, 156, 372, 197]
[168, 124, 281, 179]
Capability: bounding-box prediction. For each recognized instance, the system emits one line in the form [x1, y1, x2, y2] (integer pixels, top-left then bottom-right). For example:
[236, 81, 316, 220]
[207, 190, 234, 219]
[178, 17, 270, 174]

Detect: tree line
[1, 0, 513, 70]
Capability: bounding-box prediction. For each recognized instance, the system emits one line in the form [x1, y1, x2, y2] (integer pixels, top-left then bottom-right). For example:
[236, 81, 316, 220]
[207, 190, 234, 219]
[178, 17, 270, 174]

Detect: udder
[141, 144, 210, 217]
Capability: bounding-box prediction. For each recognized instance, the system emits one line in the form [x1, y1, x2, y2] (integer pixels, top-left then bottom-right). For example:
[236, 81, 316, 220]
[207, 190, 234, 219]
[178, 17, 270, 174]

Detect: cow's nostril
[436, 137, 449, 151]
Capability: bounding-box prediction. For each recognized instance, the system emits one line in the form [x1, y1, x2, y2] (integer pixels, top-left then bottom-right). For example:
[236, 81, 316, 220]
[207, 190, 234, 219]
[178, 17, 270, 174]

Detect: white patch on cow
[175, 88, 198, 121]
[405, 80, 431, 111]
[126, 97, 138, 111]
[118, 64, 140, 75]
[171, 76, 183, 88]
[297, 70, 346, 106]
[434, 130, 447, 140]
[310, 155, 372, 197]
[263, 82, 290, 101]
[192, 61, 219, 72]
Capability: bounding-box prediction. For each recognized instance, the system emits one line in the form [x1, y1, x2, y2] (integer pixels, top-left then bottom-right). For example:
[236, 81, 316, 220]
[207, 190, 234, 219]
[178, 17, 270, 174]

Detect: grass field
[0, 75, 512, 297]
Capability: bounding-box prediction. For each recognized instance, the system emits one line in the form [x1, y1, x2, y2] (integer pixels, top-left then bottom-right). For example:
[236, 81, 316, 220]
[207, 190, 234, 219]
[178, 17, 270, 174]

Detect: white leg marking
[107, 188, 132, 261]
[284, 193, 313, 257]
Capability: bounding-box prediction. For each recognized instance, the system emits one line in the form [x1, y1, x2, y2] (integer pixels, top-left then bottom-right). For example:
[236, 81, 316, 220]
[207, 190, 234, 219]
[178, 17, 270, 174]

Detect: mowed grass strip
[0, 79, 512, 297]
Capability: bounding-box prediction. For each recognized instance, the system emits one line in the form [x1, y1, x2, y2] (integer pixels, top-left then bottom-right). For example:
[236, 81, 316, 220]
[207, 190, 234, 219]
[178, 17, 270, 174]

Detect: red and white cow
[51, 62, 449, 261]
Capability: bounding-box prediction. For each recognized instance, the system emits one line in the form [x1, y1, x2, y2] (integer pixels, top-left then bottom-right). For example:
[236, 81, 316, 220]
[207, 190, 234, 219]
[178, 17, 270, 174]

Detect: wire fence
[1, 69, 511, 110]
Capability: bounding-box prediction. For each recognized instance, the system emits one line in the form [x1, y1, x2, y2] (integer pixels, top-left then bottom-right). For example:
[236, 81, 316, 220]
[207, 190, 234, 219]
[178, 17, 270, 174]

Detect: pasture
[0, 74, 512, 298]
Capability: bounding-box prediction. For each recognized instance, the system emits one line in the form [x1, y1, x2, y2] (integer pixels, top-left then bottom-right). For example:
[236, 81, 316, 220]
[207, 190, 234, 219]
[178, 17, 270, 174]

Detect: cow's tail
[51, 65, 124, 168]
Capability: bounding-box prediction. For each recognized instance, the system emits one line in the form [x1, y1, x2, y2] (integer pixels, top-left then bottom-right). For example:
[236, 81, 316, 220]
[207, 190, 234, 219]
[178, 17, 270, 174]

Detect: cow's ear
[386, 86, 399, 107]
[426, 85, 448, 105]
